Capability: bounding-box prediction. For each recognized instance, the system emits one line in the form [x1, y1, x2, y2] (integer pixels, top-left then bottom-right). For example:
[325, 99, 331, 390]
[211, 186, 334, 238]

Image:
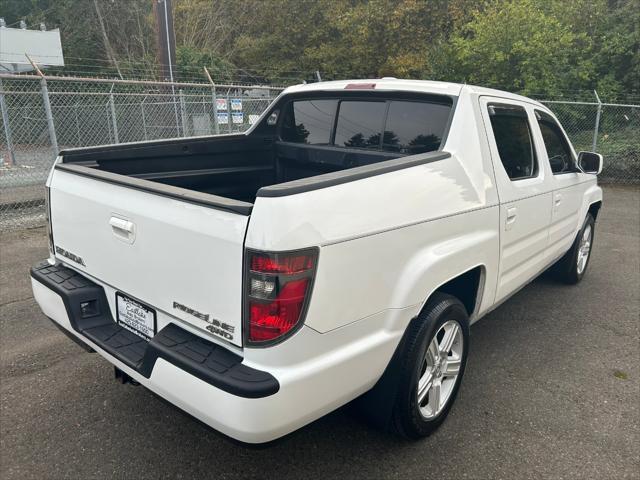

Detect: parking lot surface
[1, 185, 638, 479]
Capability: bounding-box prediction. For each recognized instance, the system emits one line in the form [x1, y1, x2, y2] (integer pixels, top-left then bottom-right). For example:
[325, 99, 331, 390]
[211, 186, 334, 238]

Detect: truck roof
[283, 78, 545, 108]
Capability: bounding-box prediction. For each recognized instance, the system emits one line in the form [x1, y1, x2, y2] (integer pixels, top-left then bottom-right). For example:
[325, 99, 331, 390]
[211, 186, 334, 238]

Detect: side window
[382, 100, 451, 154]
[535, 110, 575, 174]
[280, 100, 337, 145]
[334, 101, 386, 149]
[488, 104, 538, 180]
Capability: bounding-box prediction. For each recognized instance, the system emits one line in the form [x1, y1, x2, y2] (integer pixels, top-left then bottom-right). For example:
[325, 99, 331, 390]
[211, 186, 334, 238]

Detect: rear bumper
[31, 260, 412, 443]
[31, 261, 278, 399]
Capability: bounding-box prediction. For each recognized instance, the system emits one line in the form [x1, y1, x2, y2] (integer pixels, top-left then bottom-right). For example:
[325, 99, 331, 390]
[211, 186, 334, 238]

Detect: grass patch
[613, 370, 628, 380]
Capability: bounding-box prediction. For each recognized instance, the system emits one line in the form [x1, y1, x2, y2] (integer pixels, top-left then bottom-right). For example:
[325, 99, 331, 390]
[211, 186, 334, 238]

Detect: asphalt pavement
[1, 185, 638, 479]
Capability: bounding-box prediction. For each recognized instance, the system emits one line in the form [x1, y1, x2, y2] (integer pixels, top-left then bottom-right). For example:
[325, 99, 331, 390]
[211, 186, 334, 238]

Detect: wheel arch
[388, 223, 498, 325]
[588, 200, 602, 221]
[425, 265, 485, 320]
[580, 183, 603, 225]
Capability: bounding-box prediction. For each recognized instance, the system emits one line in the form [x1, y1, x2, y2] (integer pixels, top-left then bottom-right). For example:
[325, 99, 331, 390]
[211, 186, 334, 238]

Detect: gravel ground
[0, 185, 638, 480]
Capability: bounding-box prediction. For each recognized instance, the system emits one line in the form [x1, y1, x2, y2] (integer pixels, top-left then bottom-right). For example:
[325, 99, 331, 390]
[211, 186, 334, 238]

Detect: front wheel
[391, 293, 470, 439]
[552, 213, 595, 284]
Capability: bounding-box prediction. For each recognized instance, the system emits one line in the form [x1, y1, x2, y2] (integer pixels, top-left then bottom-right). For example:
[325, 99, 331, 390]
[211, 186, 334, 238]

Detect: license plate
[116, 293, 156, 340]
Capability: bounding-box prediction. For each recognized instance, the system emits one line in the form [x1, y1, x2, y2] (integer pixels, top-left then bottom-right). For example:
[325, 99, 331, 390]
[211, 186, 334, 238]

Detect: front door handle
[505, 206, 517, 230]
[554, 194, 563, 210]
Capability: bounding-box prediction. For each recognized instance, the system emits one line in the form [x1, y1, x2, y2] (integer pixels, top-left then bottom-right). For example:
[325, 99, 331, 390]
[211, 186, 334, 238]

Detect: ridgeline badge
[55, 246, 86, 266]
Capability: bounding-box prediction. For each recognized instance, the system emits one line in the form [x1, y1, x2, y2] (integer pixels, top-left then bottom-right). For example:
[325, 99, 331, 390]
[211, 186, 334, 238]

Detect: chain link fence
[1, 75, 638, 230]
[540, 99, 639, 184]
[0, 74, 281, 229]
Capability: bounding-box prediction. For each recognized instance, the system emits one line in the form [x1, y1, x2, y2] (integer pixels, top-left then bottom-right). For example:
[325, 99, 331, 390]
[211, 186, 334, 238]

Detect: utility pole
[153, 0, 176, 82]
[153, 0, 180, 136]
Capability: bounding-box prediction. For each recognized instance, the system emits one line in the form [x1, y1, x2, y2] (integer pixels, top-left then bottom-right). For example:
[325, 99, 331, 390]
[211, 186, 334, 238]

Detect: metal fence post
[40, 77, 59, 155]
[74, 100, 81, 145]
[0, 77, 17, 166]
[141, 96, 148, 140]
[170, 83, 180, 137]
[212, 85, 219, 134]
[227, 91, 232, 133]
[108, 85, 119, 143]
[592, 90, 602, 152]
[25, 55, 59, 154]
[179, 89, 188, 137]
[204, 67, 219, 134]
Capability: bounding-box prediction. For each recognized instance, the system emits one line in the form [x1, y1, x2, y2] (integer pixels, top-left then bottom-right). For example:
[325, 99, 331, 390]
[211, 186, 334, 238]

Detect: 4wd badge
[172, 301, 234, 341]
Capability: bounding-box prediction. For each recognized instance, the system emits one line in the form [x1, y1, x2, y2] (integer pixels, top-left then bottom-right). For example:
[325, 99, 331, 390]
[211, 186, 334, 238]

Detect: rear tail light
[244, 248, 318, 346]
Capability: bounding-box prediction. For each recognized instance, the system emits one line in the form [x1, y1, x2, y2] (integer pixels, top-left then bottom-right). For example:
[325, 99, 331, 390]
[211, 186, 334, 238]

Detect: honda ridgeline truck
[31, 79, 603, 443]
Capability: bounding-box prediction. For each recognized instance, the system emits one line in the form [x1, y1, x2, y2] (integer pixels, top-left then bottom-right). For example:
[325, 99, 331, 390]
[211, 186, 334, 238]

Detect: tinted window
[489, 105, 538, 180]
[536, 111, 574, 174]
[383, 101, 451, 154]
[281, 100, 337, 144]
[334, 101, 386, 149]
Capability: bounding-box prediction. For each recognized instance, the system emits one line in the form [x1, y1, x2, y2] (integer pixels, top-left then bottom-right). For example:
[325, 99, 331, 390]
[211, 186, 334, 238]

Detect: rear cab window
[280, 100, 338, 145]
[334, 101, 386, 149]
[279, 95, 453, 157]
[383, 101, 452, 154]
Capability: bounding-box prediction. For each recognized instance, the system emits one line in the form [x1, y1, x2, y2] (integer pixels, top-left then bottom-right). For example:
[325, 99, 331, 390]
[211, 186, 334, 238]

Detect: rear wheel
[552, 213, 595, 284]
[391, 293, 469, 439]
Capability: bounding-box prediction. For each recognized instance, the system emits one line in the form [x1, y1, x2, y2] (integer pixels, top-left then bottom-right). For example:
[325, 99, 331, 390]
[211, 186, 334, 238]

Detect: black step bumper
[30, 261, 279, 399]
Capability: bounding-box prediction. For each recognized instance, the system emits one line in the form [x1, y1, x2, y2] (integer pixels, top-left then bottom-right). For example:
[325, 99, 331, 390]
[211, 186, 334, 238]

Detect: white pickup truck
[31, 79, 603, 444]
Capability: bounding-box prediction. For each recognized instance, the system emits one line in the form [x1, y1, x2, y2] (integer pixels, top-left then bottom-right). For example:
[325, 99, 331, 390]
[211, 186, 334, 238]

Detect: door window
[488, 104, 538, 180]
[535, 110, 575, 174]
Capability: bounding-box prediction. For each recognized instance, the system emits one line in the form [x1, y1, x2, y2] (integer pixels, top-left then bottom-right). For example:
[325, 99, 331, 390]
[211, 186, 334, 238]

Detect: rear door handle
[555, 194, 563, 205]
[110, 216, 135, 243]
[505, 206, 517, 230]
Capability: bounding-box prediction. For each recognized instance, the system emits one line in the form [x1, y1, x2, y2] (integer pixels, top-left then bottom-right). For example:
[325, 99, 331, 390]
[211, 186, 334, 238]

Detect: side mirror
[577, 151, 603, 175]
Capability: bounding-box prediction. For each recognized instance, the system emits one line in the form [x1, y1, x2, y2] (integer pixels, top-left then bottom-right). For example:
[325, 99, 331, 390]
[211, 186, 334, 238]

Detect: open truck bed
[58, 134, 276, 213]
[58, 132, 410, 214]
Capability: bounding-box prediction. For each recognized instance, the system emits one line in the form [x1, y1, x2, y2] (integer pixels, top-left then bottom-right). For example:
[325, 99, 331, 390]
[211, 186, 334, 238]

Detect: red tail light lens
[250, 254, 313, 274]
[244, 248, 318, 346]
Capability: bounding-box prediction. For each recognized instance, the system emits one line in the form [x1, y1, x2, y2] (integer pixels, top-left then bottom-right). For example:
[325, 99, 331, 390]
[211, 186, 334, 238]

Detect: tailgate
[49, 168, 247, 347]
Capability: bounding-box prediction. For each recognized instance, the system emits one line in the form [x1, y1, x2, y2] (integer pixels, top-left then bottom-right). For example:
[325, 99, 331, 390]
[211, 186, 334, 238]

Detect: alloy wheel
[577, 224, 592, 275]
[416, 320, 464, 419]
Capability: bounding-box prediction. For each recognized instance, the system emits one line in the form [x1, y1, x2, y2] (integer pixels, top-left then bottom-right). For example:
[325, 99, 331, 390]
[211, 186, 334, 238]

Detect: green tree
[591, 0, 640, 98]
[231, 0, 468, 82]
[175, 46, 236, 82]
[1, 0, 637, 97]
[431, 0, 596, 96]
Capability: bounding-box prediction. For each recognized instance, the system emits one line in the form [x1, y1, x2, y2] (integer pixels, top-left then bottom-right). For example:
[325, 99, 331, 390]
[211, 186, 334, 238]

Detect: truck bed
[59, 134, 276, 205]
[58, 133, 406, 208]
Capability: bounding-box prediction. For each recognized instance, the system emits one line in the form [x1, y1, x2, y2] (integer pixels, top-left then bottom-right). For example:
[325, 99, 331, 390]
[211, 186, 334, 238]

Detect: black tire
[390, 292, 470, 439]
[551, 213, 595, 285]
